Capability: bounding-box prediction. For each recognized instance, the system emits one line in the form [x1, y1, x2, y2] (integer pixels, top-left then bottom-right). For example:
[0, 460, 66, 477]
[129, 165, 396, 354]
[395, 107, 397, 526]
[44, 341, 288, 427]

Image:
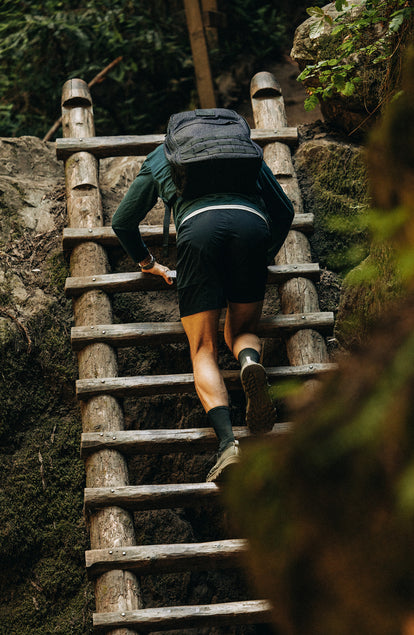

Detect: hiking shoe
[206, 441, 241, 483]
[240, 360, 277, 433]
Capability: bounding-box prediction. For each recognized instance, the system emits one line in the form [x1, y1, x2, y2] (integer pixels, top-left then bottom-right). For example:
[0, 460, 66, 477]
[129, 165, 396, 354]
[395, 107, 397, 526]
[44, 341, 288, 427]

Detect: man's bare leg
[181, 308, 240, 481]
[224, 300, 263, 359]
[224, 300, 277, 433]
[181, 308, 227, 411]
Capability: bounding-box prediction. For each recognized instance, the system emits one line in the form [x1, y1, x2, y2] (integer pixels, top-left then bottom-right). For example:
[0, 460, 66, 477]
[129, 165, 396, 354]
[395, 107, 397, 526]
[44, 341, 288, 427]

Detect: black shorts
[176, 208, 271, 318]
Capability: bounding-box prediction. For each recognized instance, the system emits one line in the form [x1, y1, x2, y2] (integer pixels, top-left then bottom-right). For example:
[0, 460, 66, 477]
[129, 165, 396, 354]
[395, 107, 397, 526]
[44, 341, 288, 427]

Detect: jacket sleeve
[257, 161, 294, 265]
[111, 160, 158, 263]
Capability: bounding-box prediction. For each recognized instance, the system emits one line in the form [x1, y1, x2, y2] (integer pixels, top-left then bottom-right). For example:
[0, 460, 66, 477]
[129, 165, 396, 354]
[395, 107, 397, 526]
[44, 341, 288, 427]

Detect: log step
[76, 363, 335, 400]
[56, 127, 298, 160]
[63, 224, 176, 249]
[84, 482, 220, 512]
[71, 311, 334, 350]
[65, 262, 322, 297]
[92, 599, 273, 632]
[85, 539, 247, 578]
[62, 213, 314, 249]
[80, 423, 292, 458]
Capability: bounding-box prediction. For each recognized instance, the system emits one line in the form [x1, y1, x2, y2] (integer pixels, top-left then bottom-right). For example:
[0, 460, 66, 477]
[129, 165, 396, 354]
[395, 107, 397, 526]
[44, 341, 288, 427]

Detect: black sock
[207, 406, 234, 454]
[238, 347, 260, 368]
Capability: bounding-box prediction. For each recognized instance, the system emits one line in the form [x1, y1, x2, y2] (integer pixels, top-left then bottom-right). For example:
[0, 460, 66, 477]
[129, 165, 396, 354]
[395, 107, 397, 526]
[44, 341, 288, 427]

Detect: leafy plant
[0, 0, 194, 137]
[0, 0, 322, 139]
[298, 0, 414, 112]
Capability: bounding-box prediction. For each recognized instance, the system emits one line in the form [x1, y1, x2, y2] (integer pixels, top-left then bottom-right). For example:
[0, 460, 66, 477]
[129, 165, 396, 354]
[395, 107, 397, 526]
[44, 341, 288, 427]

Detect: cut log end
[250, 72, 282, 99]
[62, 78, 92, 108]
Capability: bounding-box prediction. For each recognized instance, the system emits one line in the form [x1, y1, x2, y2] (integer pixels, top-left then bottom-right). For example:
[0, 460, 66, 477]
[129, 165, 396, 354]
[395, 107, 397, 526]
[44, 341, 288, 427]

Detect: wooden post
[183, 0, 216, 108]
[201, 0, 219, 50]
[61, 79, 142, 633]
[250, 72, 329, 402]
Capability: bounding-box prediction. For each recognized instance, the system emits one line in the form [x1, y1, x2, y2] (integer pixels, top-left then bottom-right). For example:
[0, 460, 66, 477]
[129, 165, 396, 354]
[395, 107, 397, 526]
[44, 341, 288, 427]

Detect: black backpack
[164, 108, 263, 199]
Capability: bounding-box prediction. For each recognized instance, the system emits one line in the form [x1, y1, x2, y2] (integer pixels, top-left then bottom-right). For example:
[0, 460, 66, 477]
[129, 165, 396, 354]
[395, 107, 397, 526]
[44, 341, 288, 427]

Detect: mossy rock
[335, 242, 403, 347]
[0, 302, 94, 634]
[291, 0, 407, 136]
[294, 137, 369, 272]
[336, 47, 414, 347]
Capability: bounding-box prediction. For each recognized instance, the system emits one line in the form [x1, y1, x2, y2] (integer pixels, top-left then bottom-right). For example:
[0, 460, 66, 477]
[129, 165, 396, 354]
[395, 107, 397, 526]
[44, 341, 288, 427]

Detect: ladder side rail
[61, 78, 142, 632]
[250, 72, 330, 402]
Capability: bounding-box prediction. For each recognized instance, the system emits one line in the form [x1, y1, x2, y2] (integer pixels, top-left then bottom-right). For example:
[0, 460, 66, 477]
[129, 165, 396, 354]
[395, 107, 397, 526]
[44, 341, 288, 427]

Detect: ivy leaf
[389, 11, 405, 32]
[304, 93, 320, 111]
[331, 24, 346, 35]
[333, 73, 346, 91]
[307, 6, 325, 17]
[335, 0, 349, 10]
[341, 81, 356, 96]
[309, 18, 326, 39]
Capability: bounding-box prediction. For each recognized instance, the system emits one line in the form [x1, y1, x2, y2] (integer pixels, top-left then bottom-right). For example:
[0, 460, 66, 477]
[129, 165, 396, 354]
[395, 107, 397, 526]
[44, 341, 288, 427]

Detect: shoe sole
[241, 363, 277, 434]
[206, 453, 240, 483]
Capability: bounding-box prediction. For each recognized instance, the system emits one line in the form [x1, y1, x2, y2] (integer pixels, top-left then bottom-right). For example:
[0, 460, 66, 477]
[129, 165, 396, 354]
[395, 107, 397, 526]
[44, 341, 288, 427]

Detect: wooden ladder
[58, 72, 334, 634]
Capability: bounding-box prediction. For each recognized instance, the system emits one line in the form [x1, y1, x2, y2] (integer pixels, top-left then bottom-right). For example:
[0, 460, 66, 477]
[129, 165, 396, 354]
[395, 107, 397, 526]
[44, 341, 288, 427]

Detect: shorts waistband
[179, 204, 269, 229]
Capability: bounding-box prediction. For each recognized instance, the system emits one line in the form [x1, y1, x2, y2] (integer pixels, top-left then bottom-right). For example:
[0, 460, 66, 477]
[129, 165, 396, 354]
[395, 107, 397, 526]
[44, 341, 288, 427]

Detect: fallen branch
[43, 56, 123, 142]
[0, 307, 32, 353]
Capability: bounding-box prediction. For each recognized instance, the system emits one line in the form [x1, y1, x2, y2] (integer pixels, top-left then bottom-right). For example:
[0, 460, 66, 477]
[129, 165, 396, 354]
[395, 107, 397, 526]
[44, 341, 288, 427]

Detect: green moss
[0, 279, 13, 307]
[336, 242, 403, 346]
[46, 251, 70, 293]
[295, 140, 369, 272]
[0, 301, 94, 634]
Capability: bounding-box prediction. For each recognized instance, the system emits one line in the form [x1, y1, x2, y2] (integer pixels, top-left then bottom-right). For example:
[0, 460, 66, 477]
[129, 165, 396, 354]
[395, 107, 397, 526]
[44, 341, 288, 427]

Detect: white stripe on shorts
[179, 204, 269, 230]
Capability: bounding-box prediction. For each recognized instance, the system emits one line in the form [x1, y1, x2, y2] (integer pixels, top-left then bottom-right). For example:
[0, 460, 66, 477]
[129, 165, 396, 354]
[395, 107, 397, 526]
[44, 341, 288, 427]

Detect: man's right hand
[144, 261, 175, 285]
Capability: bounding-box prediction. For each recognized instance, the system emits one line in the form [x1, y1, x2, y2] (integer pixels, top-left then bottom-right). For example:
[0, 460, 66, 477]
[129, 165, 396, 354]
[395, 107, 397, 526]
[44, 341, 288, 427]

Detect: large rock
[294, 131, 369, 271]
[0, 137, 66, 328]
[291, 0, 384, 135]
[0, 136, 64, 242]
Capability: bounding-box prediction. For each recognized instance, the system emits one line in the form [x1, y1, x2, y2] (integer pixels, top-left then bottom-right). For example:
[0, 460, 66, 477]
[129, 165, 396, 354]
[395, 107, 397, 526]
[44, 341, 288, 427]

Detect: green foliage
[0, 0, 194, 137]
[0, 0, 323, 137]
[0, 0, 309, 139]
[298, 0, 414, 111]
[218, 0, 289, 62]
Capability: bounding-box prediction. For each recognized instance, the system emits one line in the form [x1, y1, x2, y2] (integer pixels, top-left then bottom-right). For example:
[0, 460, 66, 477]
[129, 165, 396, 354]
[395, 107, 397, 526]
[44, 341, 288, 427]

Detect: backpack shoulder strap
[145, 146, 177, 257]
[145, 145, 177, 203]
[162, 201, 171, 258]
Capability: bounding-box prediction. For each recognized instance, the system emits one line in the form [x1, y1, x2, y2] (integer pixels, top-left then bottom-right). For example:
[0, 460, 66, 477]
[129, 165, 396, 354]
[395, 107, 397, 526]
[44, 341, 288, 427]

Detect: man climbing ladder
[112, 108, 294, 482]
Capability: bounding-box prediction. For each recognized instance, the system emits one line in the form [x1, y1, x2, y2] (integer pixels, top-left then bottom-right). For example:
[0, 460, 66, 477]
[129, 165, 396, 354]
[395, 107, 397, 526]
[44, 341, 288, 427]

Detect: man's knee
[193, 341, 217, 358]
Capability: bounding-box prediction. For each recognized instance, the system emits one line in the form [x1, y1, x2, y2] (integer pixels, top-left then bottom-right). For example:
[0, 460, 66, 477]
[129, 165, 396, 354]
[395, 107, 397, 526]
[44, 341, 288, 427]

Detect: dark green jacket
[112, 145, 294, 264]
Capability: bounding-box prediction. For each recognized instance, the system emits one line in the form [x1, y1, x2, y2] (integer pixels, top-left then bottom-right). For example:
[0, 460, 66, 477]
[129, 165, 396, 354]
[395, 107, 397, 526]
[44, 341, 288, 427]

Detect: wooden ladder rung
[63, 224, 177, 249]
[62, 213, 314, 249]
[76, 363, 336, 400]
[85, 539, 247, 578]
[92, 599, 273, 632]
[56, 127, 298, 160]
[65, 263, 322, 297]
[84, 482, 220, 512]
[80, 423, 292, 457]
[71, 311, 334, 350]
